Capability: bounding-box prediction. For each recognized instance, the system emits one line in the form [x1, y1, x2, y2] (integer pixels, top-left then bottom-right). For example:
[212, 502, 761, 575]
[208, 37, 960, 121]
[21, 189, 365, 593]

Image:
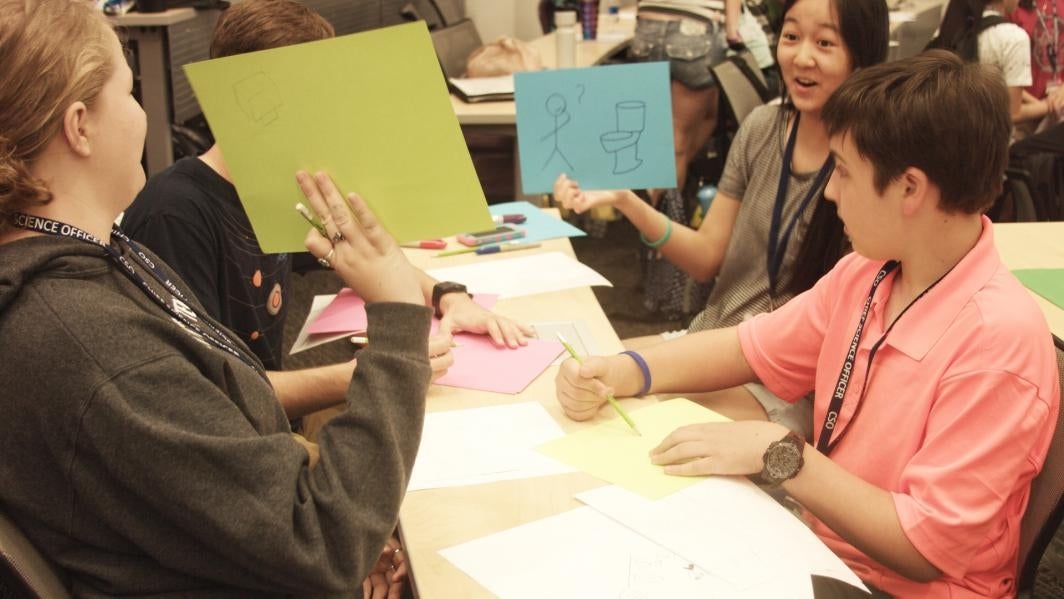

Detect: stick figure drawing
[540, 92, 574, 172]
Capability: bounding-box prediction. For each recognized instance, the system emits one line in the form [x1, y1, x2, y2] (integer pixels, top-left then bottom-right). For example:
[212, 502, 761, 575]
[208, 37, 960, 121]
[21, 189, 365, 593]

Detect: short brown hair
[210, 0, 335, 59]
[821, 49, 1009, 214]
[0, 0, 115, 234]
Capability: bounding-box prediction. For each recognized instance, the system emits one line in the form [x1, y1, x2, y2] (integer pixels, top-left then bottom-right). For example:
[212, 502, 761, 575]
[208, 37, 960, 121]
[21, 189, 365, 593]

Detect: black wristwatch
[760, 431, 806, 487]
[430, 281, 470, 318]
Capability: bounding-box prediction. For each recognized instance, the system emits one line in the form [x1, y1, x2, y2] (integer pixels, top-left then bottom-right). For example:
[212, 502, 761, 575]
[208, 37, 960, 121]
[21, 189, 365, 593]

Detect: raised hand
[297, 171, 422, 306]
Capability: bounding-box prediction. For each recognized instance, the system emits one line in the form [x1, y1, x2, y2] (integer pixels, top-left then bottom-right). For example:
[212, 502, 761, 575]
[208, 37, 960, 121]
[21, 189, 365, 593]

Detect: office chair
[0, 509, 71, 599]
[1016, 335, 1064, 599]
[427, 0, 464, 27]
[429, 18, 483, 80]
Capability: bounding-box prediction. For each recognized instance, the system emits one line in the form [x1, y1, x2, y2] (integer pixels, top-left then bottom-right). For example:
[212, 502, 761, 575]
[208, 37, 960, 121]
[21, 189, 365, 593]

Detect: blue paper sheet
[488, 201, 586, 243]
[515, 62, 676, 194]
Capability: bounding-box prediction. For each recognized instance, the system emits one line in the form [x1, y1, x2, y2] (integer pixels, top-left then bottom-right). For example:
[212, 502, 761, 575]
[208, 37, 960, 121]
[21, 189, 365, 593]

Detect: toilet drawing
[600, 101, 646, 174]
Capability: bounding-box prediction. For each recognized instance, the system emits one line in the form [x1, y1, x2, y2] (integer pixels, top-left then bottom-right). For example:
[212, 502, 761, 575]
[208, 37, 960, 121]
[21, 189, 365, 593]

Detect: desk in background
[109, 8, 198, 177]
[995, 221, 1064, 340]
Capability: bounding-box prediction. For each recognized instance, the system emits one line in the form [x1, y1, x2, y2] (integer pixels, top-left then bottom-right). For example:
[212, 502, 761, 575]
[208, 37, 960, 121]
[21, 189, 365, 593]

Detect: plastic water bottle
[555, 10, 577, 68]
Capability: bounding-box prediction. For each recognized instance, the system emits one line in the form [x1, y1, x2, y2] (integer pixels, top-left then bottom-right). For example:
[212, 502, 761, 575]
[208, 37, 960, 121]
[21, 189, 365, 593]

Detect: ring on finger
[317, 247, 336, 269]
[331, 231, 345, 244]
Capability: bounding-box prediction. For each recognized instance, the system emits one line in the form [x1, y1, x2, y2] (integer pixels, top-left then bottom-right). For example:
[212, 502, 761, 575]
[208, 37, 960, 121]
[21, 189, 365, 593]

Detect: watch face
[764, 443, 801, 481]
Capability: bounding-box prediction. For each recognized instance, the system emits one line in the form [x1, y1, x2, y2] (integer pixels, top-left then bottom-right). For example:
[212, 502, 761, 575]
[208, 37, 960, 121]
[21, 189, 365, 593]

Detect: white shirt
[979, 9, 1034, 87]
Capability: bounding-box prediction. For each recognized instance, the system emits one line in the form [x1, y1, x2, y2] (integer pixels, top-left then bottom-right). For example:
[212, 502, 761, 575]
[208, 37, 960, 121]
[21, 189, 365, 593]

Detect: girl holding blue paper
[554, 0, 890, 434]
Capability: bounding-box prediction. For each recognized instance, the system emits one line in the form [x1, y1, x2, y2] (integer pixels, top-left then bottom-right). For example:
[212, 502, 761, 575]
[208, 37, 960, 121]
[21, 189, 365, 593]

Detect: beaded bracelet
[619, 350, 652, 397]
[638, 215, 673, 249]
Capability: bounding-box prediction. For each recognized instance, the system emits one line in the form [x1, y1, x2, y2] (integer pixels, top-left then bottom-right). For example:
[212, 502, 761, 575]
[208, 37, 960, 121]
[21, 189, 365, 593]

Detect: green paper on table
[184, 22, 492, 253]
[1014, 269, 1064, 309]
[537, 398, 731, 499]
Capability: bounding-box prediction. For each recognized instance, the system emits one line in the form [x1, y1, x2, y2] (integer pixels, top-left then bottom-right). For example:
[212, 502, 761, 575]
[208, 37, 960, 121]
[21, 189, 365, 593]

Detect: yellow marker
[556, 333, 641, 436]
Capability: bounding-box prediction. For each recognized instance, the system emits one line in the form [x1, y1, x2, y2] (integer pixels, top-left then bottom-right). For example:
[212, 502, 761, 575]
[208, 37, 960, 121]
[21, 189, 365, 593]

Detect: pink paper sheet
[434, 334, 564, 394]
[307, 290, 498, 335]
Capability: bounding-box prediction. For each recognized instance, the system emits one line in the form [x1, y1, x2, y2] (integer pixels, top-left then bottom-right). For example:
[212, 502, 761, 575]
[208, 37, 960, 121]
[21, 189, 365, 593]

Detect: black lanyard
[816, 260, 951, 455]
[10, 213, 266, 379]
[768, 112, 835, 300]
[1037, 1, 1060, 76]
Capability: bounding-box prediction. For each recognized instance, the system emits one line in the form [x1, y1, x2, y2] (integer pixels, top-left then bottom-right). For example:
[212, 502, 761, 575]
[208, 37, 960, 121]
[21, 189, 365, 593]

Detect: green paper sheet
[537, 398, 731, 499]
[184, 22, 493, 253]
[1014, 269, 1064, 310]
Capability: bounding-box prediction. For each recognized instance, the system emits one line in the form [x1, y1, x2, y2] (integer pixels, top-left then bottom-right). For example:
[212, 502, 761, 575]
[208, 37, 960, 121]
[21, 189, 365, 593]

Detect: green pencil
[556, 333, 642, 436]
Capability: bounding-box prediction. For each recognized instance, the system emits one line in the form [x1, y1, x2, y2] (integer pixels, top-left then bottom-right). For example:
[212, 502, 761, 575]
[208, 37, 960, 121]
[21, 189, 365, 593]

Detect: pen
[492, 213, 527, 225]
[556, 333, 641, 436]
[400, 239, 447, 249]
[295, 203, 327, 238]
[433, 241, 539, 258]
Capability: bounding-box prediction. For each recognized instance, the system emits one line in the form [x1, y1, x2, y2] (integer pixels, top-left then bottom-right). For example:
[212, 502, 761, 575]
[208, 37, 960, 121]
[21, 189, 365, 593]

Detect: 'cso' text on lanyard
[816, 260, 952, 455]
[10, 213, 267, 379]
[767, 111, 835, 305]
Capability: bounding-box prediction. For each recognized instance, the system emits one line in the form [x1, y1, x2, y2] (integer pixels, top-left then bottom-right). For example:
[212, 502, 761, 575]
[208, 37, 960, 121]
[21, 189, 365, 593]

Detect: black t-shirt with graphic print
[123, 157, 291, 371]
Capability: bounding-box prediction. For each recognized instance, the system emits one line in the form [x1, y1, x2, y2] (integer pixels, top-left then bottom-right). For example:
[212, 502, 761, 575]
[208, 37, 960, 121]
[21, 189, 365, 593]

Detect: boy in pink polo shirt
[555, 50, 1060, 598]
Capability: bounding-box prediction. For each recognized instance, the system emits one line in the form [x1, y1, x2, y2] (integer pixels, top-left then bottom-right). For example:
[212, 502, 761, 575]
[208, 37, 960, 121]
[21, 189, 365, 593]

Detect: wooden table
[399, 225, 640, 598]
[994, 221, 1064, 340]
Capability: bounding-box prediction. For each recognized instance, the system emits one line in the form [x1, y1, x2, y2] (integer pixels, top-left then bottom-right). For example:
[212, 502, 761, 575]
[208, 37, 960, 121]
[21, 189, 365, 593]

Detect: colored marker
[492, 214, 527, 225]
[556, 333, 641, 436]
[400, 239, 447, 250]
[474, 242, 541, 256]
[433, 240, 540, 258]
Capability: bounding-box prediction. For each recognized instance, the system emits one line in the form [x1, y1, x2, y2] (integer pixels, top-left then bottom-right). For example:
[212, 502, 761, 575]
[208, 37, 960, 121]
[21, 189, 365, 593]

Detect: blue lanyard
[767, 112, 835, 299]
[10, 213, 267, 379]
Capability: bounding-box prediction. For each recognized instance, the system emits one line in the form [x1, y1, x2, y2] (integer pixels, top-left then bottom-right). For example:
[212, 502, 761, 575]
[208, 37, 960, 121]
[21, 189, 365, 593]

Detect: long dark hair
[781, 0, 889, 296]
[926, 0, 992, 62]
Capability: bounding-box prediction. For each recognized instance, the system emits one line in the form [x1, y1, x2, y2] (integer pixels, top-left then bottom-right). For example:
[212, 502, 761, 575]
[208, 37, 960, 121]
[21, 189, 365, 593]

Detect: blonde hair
[0, 0, 115, 233]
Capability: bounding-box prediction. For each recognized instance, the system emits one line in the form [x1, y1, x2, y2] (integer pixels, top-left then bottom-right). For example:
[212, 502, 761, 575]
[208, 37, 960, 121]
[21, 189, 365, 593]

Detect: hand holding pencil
[555, 334, 641, 435]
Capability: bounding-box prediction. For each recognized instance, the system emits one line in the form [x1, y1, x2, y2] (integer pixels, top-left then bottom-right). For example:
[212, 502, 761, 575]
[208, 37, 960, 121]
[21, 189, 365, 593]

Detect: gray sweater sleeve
[68, 302, 431, 595]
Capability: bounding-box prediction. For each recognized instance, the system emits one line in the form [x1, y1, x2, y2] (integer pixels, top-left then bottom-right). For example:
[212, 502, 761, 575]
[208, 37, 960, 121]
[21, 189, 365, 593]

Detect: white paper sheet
[407, 402, 575, 492]
[441, 506, 796, 599]
[577, 478, 867, 595]
[289, 294, 352, 354]
[530, 320, 600, 365]
[426, 252, 612, 299]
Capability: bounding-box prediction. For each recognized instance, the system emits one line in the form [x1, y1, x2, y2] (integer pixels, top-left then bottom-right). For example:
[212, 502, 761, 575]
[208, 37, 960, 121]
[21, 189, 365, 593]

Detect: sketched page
[578, 478, 866, 594]
[407, 402, 574, 492]
[441, 506, 797, 599]
[426, 252, 611, 299]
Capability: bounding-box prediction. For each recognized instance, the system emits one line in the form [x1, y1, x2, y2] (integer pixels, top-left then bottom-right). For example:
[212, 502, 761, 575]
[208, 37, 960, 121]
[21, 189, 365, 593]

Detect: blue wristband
[620, 350, 651, 397]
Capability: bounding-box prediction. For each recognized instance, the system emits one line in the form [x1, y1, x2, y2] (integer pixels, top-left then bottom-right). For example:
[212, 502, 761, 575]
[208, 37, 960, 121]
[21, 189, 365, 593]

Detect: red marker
[400, 239, 447, 249]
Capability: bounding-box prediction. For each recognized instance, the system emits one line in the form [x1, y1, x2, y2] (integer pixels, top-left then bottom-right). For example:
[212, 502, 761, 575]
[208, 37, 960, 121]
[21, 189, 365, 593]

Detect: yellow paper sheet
[184, 22, 493, 253]
[537, 398, 731, 499]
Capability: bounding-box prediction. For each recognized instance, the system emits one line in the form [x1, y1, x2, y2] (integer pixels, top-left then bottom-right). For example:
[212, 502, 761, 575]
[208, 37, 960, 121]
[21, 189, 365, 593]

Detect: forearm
[725, 0, 741, 38]
[614, 191, 728, 282]
[267, 361, 356, 419]
[1016, 97, 1051, 124]
[416, 270, 438, 307]
[784, 448, 941, 582]
[637, 327, 756, 395]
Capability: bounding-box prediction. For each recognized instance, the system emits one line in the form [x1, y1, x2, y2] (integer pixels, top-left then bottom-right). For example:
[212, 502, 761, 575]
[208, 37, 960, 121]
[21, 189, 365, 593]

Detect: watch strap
[431, 281, 469, 318]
